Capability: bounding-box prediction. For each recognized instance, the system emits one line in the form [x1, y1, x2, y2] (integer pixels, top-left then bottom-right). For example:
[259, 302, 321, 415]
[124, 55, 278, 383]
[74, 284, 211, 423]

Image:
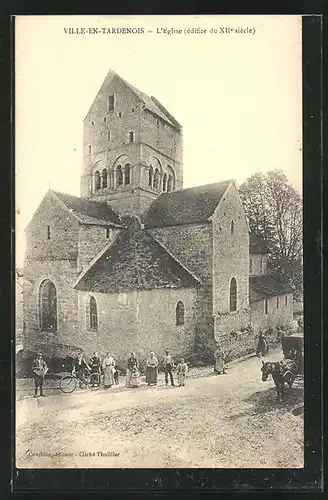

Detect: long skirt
[103, 366, 114, 388]
[215, 356, 224, 373]
[125, 368, 132, 387]
[257, 338, 269, 356]
[130, 371, 140, 388]
[145, 366, 158, 384]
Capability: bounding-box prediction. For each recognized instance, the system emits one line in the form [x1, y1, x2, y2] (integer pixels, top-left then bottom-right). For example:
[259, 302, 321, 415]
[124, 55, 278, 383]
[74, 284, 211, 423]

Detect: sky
[15, 15, 302, 266]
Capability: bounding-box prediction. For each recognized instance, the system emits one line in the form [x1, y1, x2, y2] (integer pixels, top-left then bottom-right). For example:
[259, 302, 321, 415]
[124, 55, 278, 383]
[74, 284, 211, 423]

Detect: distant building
[23, 70, 293, 364]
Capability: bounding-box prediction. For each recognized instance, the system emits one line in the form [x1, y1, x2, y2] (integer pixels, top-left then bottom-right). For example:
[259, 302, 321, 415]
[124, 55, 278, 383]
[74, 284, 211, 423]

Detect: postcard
[15, 14, 303, 469]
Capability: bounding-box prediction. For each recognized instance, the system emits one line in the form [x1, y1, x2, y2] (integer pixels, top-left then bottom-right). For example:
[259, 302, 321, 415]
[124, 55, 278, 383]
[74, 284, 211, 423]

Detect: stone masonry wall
[212, 183, 250, 342]
[77, 287, 197, 368]
[81, 73, 182, 216]
[251, 293, 293, 332]
[149, 223, 214, 345]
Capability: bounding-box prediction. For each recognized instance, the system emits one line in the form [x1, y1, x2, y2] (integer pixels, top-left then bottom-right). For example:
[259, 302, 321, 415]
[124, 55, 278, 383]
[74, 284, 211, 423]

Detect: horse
[261, 359, 297, 401]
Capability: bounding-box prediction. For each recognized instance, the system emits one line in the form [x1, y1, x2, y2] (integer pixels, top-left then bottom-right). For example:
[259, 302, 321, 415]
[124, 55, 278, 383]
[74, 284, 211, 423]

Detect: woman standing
[256, 331, 269, 357]
[126, 353, 139, 388]
[145, 352, 158, 385]
[214, 344, 226, 375]
[102, 352, 115, 389]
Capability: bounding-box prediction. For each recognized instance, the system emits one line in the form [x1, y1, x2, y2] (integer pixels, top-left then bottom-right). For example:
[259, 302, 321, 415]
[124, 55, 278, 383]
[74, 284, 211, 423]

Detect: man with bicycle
[72, 352, 91, 388]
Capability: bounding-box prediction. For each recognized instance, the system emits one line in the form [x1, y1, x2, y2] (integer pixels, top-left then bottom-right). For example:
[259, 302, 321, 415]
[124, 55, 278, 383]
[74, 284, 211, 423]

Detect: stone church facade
[23, 70, 293, 365]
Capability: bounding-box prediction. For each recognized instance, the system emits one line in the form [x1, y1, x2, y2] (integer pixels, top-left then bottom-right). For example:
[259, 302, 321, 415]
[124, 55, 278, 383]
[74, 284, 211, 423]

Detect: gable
[25, 191, 80, 261]
[84, 70, 181, 129]
[74, 217, 201, 293]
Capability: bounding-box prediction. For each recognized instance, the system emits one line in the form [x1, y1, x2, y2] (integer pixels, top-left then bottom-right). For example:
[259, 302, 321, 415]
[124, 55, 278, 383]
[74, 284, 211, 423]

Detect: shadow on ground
[227, 379, 304, 421]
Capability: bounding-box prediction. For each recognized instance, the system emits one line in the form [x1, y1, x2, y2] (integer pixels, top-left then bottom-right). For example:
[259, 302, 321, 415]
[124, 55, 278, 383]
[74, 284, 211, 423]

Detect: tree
[239, 170, 303, 298]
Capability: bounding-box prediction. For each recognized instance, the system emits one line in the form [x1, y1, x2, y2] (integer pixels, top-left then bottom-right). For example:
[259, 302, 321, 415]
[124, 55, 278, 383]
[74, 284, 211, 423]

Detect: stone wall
[76, 287, 197, 368]
[81, 72, 182, 215]
[212, 182, 250, 340]
[77, 225, 120, 271]
[23, 259, 80, 350]
[251, 293, 293, 332]
[149, 223, 214, 343]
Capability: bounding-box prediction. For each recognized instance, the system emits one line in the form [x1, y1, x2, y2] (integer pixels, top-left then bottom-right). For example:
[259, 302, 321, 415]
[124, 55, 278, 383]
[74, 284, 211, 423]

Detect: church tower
[80, 70, 183, 215]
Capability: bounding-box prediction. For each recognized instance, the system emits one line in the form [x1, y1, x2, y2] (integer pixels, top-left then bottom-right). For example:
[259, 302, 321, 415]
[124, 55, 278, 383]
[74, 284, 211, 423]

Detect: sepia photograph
[15, 15, 304, 469]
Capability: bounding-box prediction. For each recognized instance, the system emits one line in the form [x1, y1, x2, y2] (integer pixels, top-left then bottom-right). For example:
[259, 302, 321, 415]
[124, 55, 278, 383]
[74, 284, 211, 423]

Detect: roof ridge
[162, 179, 234, 196]
[149, 234, 202, 285]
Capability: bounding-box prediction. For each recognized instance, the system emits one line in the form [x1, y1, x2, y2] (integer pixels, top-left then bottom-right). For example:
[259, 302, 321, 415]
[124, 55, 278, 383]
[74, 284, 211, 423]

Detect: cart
[281, 332, 304, 377]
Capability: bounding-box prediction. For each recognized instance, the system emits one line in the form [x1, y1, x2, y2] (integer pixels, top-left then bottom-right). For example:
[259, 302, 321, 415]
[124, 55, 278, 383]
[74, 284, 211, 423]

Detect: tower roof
[84, 69, 182, 130]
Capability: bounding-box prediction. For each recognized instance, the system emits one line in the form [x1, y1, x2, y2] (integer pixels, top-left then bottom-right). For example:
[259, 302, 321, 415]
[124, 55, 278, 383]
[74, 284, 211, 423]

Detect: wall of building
[249, 253, 268, 275]
[76, 287, 197, 366]
[25, 192, 80, 262]
[212, 183, 250, 338]
[81, 74, 182, 216]
[24, 192, 81, 352]
[149, 223, 214, 344]
[251, 293, 293, 332]
[23, 259, 80, 351]
[77, 225, 120, 271]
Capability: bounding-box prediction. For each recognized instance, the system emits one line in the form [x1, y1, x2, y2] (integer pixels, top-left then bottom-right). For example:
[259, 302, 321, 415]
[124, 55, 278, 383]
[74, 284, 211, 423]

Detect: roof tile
[142, 181, 231, 228]
[249, 275, 293, 303]
[74, 217, 201, 293]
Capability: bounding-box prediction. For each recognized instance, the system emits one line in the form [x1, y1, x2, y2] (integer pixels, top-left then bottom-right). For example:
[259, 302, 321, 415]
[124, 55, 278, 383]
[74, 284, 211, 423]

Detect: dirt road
[16, 349, 303, 468]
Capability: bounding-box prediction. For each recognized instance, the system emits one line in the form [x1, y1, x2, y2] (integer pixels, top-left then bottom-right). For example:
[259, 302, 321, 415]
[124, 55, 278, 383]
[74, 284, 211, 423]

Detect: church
[22, 70, 293, 366]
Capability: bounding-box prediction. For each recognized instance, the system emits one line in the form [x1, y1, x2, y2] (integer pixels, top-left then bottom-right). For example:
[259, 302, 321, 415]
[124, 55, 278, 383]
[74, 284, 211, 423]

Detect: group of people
[72, 351, 118, 389]
[127, 350, 188, 388]
[31, 334, 271, 397]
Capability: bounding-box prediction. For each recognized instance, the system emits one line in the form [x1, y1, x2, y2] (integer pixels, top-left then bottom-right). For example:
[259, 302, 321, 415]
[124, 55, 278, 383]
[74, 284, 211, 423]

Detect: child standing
[176, 358, 188, 387]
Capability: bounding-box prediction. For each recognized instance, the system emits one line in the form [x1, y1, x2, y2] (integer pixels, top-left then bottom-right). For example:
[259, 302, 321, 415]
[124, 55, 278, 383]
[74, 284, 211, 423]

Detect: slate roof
[123, 77, 181, 130]
[249, 233, 271, 255]
[52, 191, 125, 227]
[249, 275, 294, 303]
[85, 70, 181, 130]
[74, 217, 201, 293]
[142, 180, 232, 228]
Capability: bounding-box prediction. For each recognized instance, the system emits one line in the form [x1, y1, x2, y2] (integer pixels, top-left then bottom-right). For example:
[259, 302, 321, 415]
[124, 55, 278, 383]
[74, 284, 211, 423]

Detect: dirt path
[16, 349, 303, 468]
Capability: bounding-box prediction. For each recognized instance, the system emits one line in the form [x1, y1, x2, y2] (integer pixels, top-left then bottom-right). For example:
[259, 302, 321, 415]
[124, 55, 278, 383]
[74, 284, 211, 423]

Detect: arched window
[94, 170, 101, 190]
[148, 166, 153, 187]
[102, 168, 108, 189]
[39, 280, 57, 331]
[153, 168, 159, 189]
[116, 165, 123, 186]
[167, 174, 173, 192]
[285, 295, 288, 306]
[89, 296, 98, 331]
[249, 257, 253, 274]
[260, 256, 263, 273]
[176, 301, 185, 325]
[231, 220, 235, 234]
[229, 277, 237, 312]
[125, 163, 131, 185]
[162, 173, 167, 192]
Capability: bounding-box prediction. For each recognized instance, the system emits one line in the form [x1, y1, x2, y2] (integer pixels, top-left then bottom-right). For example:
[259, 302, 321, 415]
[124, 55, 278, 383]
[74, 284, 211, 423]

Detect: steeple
[80, 70, 183, 216]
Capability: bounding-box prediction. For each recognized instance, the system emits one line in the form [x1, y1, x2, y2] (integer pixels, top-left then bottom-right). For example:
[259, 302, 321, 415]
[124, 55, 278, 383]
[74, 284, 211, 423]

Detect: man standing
[163, 350, 175, 386]
[32, 353, 48, 397]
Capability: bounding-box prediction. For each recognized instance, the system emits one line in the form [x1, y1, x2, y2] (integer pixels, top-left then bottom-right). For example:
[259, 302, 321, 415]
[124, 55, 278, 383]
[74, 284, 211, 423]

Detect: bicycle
[59, 369, 101, 394]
